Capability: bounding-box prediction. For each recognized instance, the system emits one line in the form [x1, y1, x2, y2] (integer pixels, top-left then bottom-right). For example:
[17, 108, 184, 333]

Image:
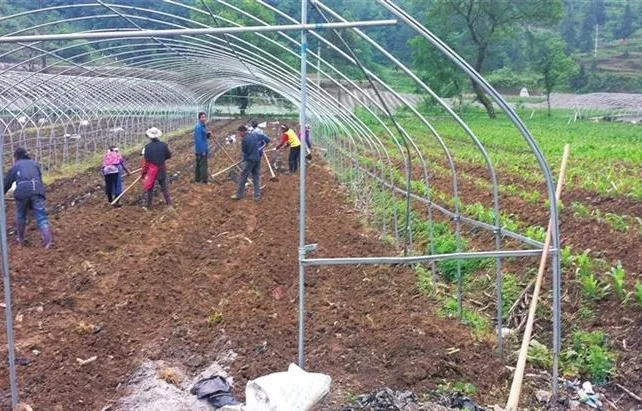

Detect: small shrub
[438, 296, 489, 337]
[501, 273, 521, 318]
[462, 309, 490, 337]
[527, 339, 552, 369]
[564, 330, 615, 383]
[416, 264, 435, 295]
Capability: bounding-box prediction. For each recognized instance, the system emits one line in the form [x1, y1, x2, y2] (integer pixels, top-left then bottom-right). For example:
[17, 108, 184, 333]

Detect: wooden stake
[505, 144, 570, 411]
[111, 176, 141, 205]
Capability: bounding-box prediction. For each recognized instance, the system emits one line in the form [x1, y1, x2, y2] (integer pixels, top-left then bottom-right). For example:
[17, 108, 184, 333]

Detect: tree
[570, 63, 589, 91]
[579, 5, 597, 53]
[531, 32, 577, 116]
[409, 33, 467, 107]
[561, 14, 577, 51]
[593, 0, 607, 26]
[422, 0, 563, 119]
[615, 2, 635, 40]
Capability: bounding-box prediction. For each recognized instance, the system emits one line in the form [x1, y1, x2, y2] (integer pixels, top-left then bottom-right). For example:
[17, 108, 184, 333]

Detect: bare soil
[0, 120, 506, 410]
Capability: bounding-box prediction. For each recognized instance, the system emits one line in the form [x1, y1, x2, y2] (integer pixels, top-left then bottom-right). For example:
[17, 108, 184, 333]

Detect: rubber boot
[16, 221, 26, 245]
[40, 226, 53, 249]
[145, 191, 153, 209]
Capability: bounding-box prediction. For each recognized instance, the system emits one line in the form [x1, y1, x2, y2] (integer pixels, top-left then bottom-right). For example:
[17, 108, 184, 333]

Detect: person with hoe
[141, 127, 172, 209]
[3, 147, 53, 248]
[275, 124, 301, 174]
[194, 111, 211, 183]
[231, 125, 270, 201]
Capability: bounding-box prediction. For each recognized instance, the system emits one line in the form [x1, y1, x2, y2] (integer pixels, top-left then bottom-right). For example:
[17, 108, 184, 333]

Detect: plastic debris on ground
[562, 380, 604, 410]
[219, 363, 331, 411]
[337, 387, 484, 411]
[190, 375, 240, 408]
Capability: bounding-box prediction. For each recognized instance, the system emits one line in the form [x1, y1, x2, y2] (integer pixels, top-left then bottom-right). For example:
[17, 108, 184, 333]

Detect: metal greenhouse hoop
[0, 1, 561, 407]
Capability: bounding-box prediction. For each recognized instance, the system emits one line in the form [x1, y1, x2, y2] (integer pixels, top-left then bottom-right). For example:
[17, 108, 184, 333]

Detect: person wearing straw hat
[194, 112, 211, 184]
[3, 147, 52, 248]
[141, 127, 172, 209]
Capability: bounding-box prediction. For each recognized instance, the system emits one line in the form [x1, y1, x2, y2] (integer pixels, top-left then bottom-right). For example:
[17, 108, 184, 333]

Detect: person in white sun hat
[140, 127, 172, 209]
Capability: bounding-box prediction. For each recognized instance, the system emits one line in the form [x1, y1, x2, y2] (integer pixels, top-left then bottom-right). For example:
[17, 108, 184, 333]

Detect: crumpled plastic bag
[190, 375, 240, 408]
[220, 363, 331, 411]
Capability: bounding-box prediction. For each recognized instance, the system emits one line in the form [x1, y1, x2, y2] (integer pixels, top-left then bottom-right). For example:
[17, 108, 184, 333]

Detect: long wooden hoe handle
[111, 175, 142, 205]
[211, 161, 242, 179]
[264, 151, 276, 178]
[505, 144, 571, 411]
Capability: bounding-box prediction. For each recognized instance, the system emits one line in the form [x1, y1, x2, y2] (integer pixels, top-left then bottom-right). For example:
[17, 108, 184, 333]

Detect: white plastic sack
[223, 363, 330, 411]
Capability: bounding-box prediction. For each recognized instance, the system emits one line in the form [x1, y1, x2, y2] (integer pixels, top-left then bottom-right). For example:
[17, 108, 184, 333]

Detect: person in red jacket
[140, 127, 172, 209]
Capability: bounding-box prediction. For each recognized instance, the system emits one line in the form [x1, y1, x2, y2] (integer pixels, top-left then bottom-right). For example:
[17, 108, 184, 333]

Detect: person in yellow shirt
[275, 124, 302, 174]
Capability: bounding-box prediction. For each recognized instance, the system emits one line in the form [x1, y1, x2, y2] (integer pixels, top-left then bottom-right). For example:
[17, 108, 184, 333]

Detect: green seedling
[609, 261, 626, 300]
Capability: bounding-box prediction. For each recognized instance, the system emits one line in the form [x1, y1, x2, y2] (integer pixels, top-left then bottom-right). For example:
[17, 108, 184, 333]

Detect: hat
[146, 127, 162, 139]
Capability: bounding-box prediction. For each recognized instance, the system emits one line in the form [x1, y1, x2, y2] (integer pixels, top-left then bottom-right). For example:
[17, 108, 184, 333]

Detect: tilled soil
[0, 120, 506, 410]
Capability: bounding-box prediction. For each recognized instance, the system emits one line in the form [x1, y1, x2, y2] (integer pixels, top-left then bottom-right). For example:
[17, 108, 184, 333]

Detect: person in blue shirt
[251, 120, 268, 156]
[194, 112, 211, 183]
[3, 147, 52, 248]
[231, 125, 270, 201]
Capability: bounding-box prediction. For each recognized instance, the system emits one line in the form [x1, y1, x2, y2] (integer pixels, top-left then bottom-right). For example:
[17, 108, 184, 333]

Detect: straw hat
[145, 127, 162, 139]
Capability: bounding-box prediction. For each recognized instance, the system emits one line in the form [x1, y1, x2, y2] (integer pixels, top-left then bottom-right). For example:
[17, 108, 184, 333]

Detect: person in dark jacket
[3, 147, 52, 248]
[141, 127, 172, 209]
[194, 112, 211, 183]
[231, 125, 270, 201]
[251, 120, 269, 156]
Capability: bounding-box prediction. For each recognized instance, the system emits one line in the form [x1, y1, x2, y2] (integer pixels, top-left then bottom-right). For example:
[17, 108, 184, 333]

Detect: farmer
[275, 124, 301, 173]
[3, 147, 52, 248]
[101, 146, 129, 206]
[114, 147, 130, 201]
[298, 124, 312, 161]
[141, 127, 172, 209]
[251, 120, 269, 156]
[194, 111, 211, 183]
[231, 125, 270, 201]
